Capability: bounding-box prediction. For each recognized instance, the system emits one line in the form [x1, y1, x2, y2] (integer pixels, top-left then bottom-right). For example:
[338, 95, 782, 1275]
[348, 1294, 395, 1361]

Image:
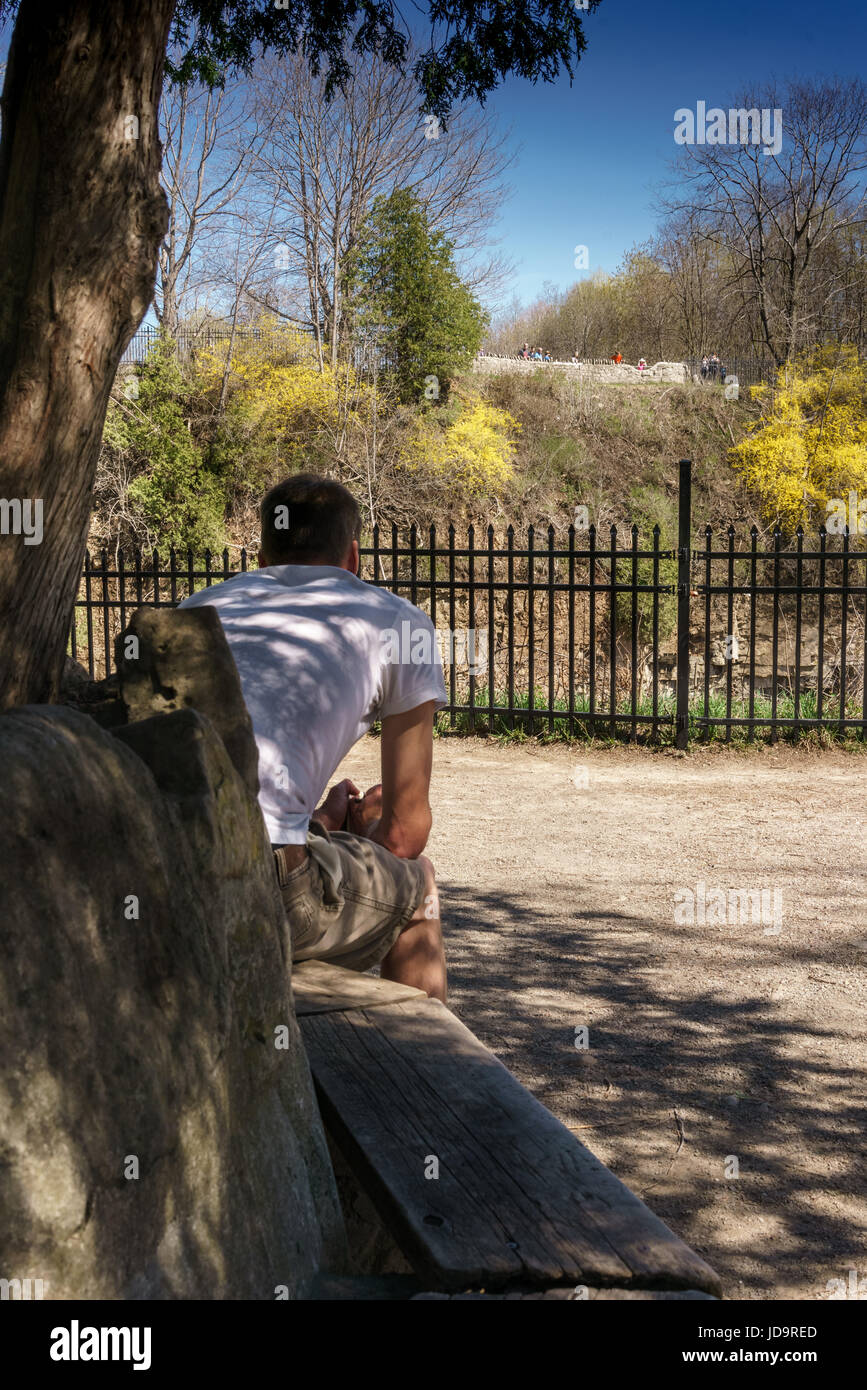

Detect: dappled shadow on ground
[441, 879, 866, 1300]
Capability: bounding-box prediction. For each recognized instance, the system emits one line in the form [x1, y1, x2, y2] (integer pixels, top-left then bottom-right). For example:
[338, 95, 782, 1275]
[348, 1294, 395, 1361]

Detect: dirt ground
[336, 735, 867, 1301]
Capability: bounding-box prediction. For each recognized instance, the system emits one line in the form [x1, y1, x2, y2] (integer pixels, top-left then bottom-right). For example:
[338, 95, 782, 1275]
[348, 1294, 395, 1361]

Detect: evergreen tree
[347, 189, 488, 404]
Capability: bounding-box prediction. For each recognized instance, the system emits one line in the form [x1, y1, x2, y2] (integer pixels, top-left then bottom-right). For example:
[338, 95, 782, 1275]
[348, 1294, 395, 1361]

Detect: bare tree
[156, 69, 281, 336]
[653, 210, 722, 357]
[243, 47, 513, 368]
[204, 182, 286, 408]
[669, 79, 867, 365]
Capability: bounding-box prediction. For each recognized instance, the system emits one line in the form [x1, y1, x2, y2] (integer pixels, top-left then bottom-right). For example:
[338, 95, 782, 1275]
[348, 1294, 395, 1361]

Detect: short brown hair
[260, 473, 361, 565]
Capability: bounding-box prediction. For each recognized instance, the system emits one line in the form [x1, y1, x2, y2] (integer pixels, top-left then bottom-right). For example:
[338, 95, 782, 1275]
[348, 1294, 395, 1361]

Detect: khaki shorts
[272, 822, 428, 972]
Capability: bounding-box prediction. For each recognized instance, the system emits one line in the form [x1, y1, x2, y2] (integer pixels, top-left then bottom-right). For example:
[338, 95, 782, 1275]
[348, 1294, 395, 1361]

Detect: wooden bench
[294, 961, 721, 1300]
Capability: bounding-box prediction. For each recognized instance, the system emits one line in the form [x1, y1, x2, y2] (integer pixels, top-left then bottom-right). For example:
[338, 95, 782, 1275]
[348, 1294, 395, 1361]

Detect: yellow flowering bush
[730, 345, 867, 531]
[196, 317, 379, 478]
[399, 392, 519, 498]
[198, 321, 338, 425]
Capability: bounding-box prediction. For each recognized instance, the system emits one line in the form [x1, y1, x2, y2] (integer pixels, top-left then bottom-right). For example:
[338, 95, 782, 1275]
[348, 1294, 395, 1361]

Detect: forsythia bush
[196, 318, 319, 378]
[399, 392, 519, 498]
[199, 318, 378, 476]
[730, 345, 867, 531]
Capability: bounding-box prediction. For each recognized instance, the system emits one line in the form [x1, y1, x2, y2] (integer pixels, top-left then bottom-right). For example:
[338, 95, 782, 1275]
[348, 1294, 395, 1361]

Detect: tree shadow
[441, 879, 866, 1299]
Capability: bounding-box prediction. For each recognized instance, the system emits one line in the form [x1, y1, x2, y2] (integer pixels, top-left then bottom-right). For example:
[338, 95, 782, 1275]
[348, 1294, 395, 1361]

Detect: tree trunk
[0, 0, 175, 707]
[157, 243, 181, 338]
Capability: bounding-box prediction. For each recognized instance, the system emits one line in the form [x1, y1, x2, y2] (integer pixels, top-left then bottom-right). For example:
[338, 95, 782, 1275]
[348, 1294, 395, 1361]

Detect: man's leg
[380, 854, 447, 1004]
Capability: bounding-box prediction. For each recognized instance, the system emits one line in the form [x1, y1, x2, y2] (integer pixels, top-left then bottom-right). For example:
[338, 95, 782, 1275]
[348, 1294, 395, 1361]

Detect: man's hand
[346, 783, 382, 838]
[313, 777, 360, 833]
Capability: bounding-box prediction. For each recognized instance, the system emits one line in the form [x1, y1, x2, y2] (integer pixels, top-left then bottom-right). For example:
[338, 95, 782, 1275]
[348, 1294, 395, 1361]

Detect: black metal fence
[120, 324, 314, 366]
[685, 356, 777, 390]
[72, 462, 867, 745]
[120, 323, 402, 377]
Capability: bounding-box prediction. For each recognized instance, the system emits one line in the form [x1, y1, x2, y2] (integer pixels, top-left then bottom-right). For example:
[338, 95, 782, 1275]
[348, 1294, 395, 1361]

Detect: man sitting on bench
[181, 473, 448, 1002]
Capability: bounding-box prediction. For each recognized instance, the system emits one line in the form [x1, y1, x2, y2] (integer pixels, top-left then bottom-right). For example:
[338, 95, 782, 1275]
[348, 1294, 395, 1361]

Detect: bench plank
[306, 1276, 717, 1300]
[292, 960, 426, 1016]
[413, 1288, 718, 1300]
[300, 998, 721, 1295]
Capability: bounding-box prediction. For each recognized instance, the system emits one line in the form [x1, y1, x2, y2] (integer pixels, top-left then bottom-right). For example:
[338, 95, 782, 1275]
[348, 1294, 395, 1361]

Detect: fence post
[675, 459, 692, 750]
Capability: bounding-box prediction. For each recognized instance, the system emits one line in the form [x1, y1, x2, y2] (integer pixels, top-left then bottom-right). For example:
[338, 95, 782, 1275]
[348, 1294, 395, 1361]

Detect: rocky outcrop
[59, 658, 124, 729]
[0, 611, 346, 1299]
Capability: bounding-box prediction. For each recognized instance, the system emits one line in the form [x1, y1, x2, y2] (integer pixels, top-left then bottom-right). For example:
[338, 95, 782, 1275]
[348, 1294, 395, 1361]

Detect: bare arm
[366, 701, 436, 859]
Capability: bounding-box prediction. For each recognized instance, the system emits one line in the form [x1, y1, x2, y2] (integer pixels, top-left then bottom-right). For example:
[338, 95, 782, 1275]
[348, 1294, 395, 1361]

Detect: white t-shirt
[180, 565, 448, 843]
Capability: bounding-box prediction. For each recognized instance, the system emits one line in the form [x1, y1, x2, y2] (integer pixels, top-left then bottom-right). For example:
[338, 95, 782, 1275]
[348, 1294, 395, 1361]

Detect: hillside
[460, 367, 761, 544]
[92, 350, 761, 558]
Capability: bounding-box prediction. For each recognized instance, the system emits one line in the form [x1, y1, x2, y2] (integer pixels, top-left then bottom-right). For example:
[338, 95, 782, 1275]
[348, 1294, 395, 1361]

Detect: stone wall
[0, 610, 346, 1299]
[473, 357, 691, 385]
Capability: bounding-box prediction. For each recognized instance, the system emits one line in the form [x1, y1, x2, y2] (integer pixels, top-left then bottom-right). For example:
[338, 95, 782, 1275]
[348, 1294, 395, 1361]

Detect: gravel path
[335, 736, 867, 1301]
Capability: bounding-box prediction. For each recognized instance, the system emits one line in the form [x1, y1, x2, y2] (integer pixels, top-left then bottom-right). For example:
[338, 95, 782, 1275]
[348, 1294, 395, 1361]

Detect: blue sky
[1, 0, 863, 315]
[485, 0, 867, 304]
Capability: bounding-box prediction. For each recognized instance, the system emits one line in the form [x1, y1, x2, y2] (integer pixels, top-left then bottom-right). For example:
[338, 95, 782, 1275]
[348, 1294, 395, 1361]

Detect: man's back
[181, 564, 446, 844]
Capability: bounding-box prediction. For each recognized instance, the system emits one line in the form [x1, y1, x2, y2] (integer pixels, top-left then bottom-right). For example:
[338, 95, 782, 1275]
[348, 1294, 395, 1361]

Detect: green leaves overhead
[167, 1, 595, 119]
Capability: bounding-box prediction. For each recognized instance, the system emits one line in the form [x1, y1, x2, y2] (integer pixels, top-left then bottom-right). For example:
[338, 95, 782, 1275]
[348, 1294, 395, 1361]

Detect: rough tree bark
[0, 1, 175, 707]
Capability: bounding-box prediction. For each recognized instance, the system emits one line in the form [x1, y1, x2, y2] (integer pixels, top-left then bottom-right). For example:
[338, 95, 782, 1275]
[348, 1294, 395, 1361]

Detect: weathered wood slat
[300, 998, 722, 1295]
[308, 1274, 424, 1300]
[413, 1288, 718, 1300]
[306, 1276, 717, 1301]
[292, 960, 426, 1016]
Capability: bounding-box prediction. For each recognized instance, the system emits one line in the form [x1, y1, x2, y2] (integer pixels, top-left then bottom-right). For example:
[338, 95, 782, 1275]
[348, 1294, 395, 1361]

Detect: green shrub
[105, 339, 226, 554]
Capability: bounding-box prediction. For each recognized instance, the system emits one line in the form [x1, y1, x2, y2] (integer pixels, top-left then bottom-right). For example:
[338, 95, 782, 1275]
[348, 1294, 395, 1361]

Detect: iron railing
[685, 355, 777, 389]
[120, 324, 314, 366]
[71, 462, 867, 744]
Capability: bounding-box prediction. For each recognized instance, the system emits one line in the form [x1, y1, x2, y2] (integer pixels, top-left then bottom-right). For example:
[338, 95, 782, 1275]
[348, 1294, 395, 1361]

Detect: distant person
[611, 350, 623, 365]
[533, 348, 542, 361]
[543, 351, 552, 362]
[637, 358, 647, 373]
[709, 353, 720, 380]
[700, 354, 709, 381]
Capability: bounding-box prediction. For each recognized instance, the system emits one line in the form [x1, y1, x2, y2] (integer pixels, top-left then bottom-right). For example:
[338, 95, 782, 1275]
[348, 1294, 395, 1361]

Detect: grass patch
[434, 683, 867, 749]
